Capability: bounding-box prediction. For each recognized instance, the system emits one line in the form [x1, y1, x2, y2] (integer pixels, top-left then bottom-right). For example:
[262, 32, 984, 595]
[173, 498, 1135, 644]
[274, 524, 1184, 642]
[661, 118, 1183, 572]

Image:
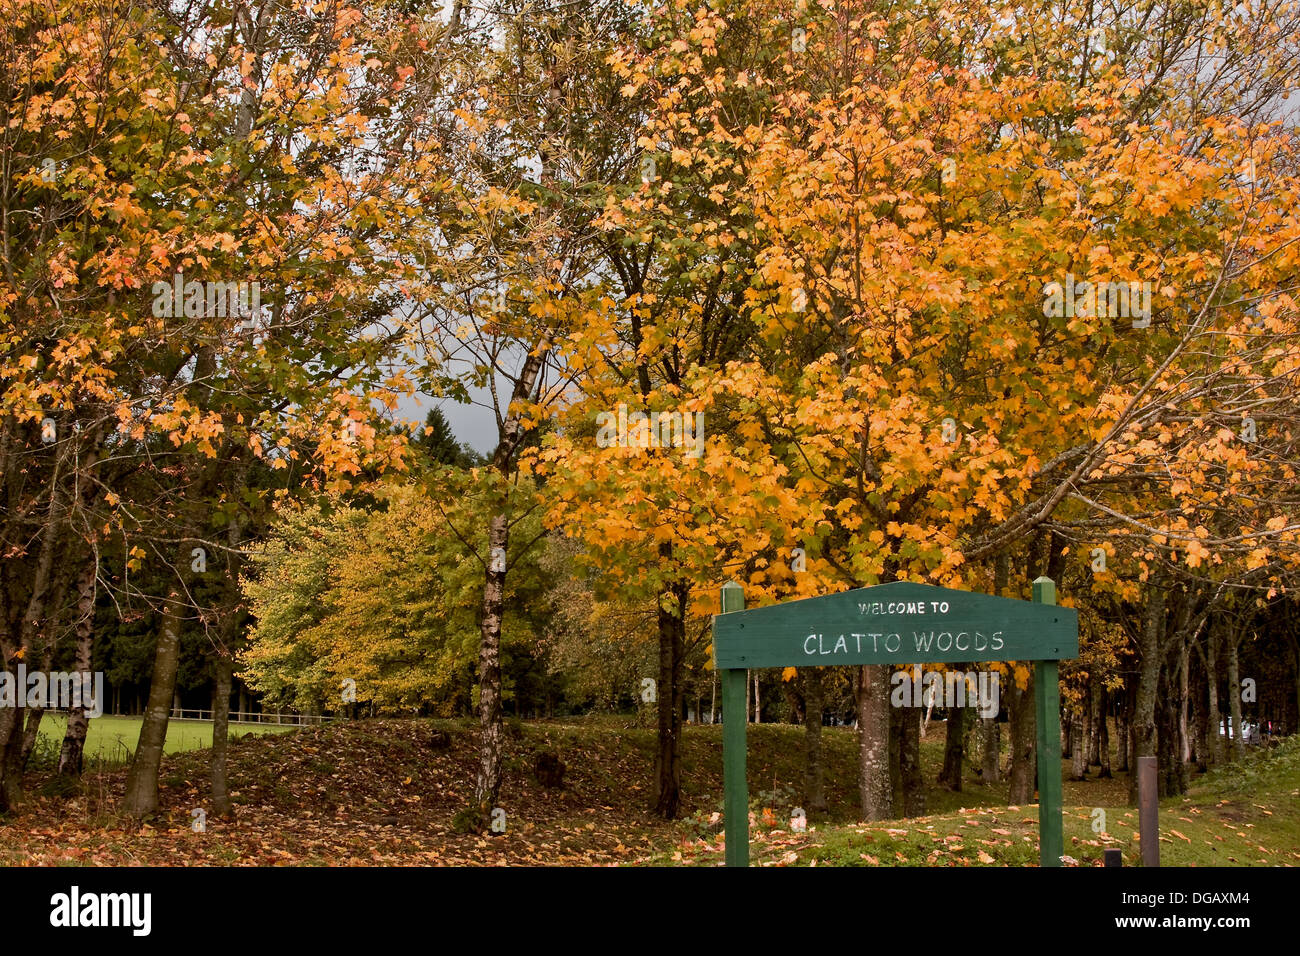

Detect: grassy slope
[664, 721, 1300, 866]
[1, 715, 1295, 866]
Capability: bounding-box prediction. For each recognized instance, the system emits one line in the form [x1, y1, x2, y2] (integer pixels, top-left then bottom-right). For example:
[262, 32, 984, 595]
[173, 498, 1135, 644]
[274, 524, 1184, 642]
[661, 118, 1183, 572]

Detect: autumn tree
[557, 0, 1300, 823]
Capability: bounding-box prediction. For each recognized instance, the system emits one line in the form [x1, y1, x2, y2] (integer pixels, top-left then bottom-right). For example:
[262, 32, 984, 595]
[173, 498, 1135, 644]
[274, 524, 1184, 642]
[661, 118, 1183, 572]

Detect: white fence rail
[167, 708, 334, 726]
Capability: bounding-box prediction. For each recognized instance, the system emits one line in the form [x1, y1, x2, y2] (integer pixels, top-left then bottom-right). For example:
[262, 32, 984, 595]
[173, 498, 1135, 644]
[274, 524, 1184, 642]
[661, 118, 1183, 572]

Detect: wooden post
[1138, 755, 1159, 866]
[720, 581, 748, 867]
[1104, 848, 1123, 867]
[1033, 576, 1064, 867]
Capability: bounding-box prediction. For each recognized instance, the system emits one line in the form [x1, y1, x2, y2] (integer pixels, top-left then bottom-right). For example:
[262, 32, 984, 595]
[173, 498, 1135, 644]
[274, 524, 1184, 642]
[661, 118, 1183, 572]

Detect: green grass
[789, 737, 1300, 867]
[645, 720, 1300, 866]
[32, 714, 298, 767]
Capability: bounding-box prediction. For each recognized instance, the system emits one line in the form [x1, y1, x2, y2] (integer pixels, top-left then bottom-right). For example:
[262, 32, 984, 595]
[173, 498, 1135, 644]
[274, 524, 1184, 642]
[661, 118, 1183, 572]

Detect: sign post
[1031, 576, 1064, 867]
[712, 578, 1077, 868]
[719, 581, 748, 868]
[1138, 756, 1159, 867]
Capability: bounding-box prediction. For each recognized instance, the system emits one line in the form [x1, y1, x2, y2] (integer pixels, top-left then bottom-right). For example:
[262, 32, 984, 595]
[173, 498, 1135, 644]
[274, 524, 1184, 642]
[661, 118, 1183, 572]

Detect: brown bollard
[1138, 756, 1159, 867]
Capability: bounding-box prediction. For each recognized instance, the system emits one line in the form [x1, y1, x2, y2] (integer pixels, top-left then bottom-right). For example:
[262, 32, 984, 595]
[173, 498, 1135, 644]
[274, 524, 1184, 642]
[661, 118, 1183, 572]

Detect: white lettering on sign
[802, 631, 943, 657]
[912, 630, 1003, 653]
[856, 600, 952, 615]
[802, 630, 1006, 658]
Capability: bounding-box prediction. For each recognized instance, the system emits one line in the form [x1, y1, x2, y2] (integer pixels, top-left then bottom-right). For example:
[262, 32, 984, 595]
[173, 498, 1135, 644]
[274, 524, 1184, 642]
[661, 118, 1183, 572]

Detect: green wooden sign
[713, 578, 1074, 869]
[713, 580, 1077, 669]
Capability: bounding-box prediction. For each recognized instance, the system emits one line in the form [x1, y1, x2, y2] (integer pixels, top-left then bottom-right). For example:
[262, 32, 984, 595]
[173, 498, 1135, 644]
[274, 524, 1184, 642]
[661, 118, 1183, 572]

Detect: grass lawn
[656, 721, 1300, 866]
[32, 714, 298, 767]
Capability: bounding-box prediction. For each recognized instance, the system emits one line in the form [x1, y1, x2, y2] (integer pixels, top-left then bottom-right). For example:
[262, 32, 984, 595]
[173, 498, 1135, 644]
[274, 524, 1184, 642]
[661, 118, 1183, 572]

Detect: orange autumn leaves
[535, 0, 1300, 629]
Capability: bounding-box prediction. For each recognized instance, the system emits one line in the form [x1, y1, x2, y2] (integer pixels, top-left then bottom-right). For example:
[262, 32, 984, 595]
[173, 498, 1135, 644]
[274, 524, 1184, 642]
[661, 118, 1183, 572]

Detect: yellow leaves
[127, 545, 147, 572]
[1011, 663, 1031, 691]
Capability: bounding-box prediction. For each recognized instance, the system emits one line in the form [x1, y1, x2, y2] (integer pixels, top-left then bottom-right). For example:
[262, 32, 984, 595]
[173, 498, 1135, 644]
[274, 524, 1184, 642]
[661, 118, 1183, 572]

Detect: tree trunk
[1097, 688, 1112, 778]
[0, 708, 23, 810]
[58, 559, 97, 777]
[467, 339, 545, 824]
[122, 596, 184, 817]
[1061, 708, 1072, 760]
[889, 697, 903, 816]
[1290, 633, 1300, 742]
[1192, 658, 1209, 773]
[20, 706, 45, 771]
[209, 654, 233, 817]
[0, 486, 67, 809]
[900, 699, 925, 816]
[802, 668, 827, 812]
[652, 578, 685, 818]
[781, 673, 802, 724]
[473, 511, 508, 817]
[752, 671, 760, 723]
[1177, 637, 1192, 765]
[1115, 682, 1130, 773]
[939, 704, 967, 790]
[1069, 704, 1087, 780]
[18, 644, 54, 770]
[995, 552, 1032, 803]
[1128, 683, 1138, 774]
[1007, 670, 1035, 803]
[1158, 642, 1189, 796]
[1086, 680, 1100, 766]
[1129, 580, 1164, 805]
[1226, 628, 1245, 762]
[710, 669, 717, 725]
[1205, 626, 1223, 766]
[856, 664, 891, 820]
[980, 716, 1000, 783]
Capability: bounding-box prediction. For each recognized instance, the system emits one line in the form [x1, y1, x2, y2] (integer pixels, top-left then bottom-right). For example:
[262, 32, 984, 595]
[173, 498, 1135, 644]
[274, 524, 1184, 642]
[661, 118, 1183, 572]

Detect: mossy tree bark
[123, 595, 183, 817]
[856, 664, 892, 820]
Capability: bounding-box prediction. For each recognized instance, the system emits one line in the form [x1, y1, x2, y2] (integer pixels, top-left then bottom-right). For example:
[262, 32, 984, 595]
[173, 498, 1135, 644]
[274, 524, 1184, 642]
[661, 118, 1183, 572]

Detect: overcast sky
[395, 387, 499, 454]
